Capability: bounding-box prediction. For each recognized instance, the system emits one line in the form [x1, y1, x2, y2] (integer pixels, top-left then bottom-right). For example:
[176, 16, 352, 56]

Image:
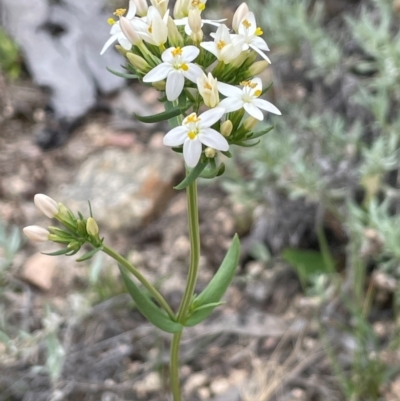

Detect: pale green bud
[248, 60, 270, 76]
[126, 52, 150, 72]
[133, 0, 149, 16]
[115, 45, 129, 57]
[205, 147, 216, 158]
[221, 120, 233, 137]
[150, 0, 169, 17]
[86, 217, 99, 237]
[229, 51, 248, 68]
[152, 81, 166, 90]
[243, 116, 259, 131]
[167, 16, 184, 47]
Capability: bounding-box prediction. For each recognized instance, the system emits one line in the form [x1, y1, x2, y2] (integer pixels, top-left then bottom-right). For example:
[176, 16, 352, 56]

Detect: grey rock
[54, 148, 183, 231]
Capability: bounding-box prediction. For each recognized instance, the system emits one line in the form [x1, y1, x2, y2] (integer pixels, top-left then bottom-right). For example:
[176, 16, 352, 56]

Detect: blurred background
[1, 0, 400, 400]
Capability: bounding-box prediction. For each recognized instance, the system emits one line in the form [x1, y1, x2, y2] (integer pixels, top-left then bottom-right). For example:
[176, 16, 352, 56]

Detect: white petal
[199, 129, 229, 151]
[119, 36, 132, 50]
[253, 99, 281, 115]
[198, 107, 225, 128]
[182, 63, 203, 83]
[182, 46, 200, 62]
[174, 17, 188, 26]
[127, 0, 137, 19]
[250, 77, 262, 91]
[249, 44, 271, 63]
[252, 36, 270, 51]
[244, 102, 264, 120]
[200, 41, 219, 58]
[162, 47, 176, 63]
[183, 138, 202, 168]
[217, 82, 242, 97]
[166, 70, 185, 101]
[219, 24, 231, 43]
[163, 126, 188, 146]
[203, 18, 227, 27]
[100, 34, 118, 55]
[218, 97, 243, 112]
[143, 63, 172, 82]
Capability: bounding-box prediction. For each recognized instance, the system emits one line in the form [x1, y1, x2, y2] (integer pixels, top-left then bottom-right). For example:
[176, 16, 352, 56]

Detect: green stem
[102, 245, 175, 320]
[170, 179, 201, 401]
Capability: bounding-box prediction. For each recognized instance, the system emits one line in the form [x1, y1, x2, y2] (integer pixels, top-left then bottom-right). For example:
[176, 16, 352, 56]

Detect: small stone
[372, 271, 397, 292]
[198, 387, 211, 400]
[246, 261, 264, 277]
[133, 372, 161, 396]
[210, 377, 230, 395]
[21, 252, 57, 291]
[184, 372, 208, 394]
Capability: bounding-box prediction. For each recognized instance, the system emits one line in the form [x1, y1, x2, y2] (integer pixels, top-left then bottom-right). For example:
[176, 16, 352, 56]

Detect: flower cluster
[102, 0, 281, 169]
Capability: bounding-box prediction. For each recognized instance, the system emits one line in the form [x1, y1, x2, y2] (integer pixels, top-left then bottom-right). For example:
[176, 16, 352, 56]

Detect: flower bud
[167, 16, 184, 47]
[229, 50, 248, 68]
[197, 73, 219, 108]
[221, 120, 233, 137]
[232, 3, 249, 33]
[205, 147, 216, 158]
[133, 0, 149, 16]
[126, 52, 150, 72]
[188, 9, 202, 34]
[23, 226, 50, 242]
[120, 17, 142, 46]
[248, 60, 269, 76]
[243, 116, 259, 131]
[86, 217, 99, 236]
[34, 194, 59, 218]
[152, 81, 166, 90]
[174, 0, 190, 18]
[115, 45, 129, 56]
[150, 0, 169, 16]
[68, 241, 81, 251]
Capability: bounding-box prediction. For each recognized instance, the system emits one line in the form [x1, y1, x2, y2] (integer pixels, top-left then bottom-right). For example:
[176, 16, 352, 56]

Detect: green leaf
[42, 248, 72, 256]
[119, 266, 183, 333]
[261, 82, 273, 96]
[249, 126, 274, 140]
[76, 247, 102, 262]
[185, 234, 240, 326]
[200, 162, 225, 179]
[232, 140, 260, 147]
[106, 66, 138, 79]
[174, 162, 208, 190]
[134, 104, 191, 123]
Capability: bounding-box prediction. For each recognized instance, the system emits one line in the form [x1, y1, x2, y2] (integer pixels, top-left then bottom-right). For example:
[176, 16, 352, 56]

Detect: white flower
[174, 16, 225, 36]
[23, 226, 50, 242]
[232, 3, 249, 33]
[174, 0, 206, 19]
[34, 194, 59, 218]
[234, 12, 271, 63]
[133, 6, 169, 46]
[200, 24, 244, 64]
[218, 78, 281, 121]
[143, 46, 203, 101]
[197, 72, 219, 108]
[150, 0, 169, 17]
[100, 1, 137, 55]
[163, 108, 229, 167]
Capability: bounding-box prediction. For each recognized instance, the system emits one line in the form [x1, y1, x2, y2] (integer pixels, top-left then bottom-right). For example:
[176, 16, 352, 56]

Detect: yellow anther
[180, 63, 189, 71]
[255, 27, 263, 36]
[188, 131, 197, 140]
[192, 0, 205, 11]
[107, 18, 116, 25]
[148, 25, 153, 33]
[113, 8, 127, 17]
[254, 89, 262, 96]
[242, 19, 251, 29]
[204, 82, 213, 90]
[172, 47, 183, 57]
[217, 40, 226, 50]
[240, 80, 258, 89]
[185, 113, 201, 123]
[198, 3, 205, 10]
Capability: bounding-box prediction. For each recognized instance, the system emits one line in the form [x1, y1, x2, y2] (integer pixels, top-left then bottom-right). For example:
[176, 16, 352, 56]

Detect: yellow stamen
[204, 82, 212, 90]
[242, 19, 251, 29]
[113, 8, 126, 17]
[180, 63, 189, 71]
[192, 0, 205, 11]
[188, 131, 197, 140]
[185, 113, 201, 123]
[217, 40, 226, 50]
[172, 47, 183, 57]
[254, 89, 262, 96]
[255, 27, 263, 36]
[240, 80, 257, 88]
[148, 25, 153, 33]
[107, 18, 116, 25]
[198, 3, 205, 10]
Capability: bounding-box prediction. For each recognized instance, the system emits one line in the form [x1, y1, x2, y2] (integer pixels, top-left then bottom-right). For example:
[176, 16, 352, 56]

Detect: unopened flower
[34, 194, 58, 218]
[220, 120, 233, 137]
[150, 0, 169, 17]
[167, 16, 184, 47]
[163, 108, 229, 167]
[188, 9, 203, 42]
[197, 72, 219, 108]
[86, 217, 99, 237]
[143, 46, 203, 101]
[174, 0, 206, 18]
[201, 24, 244, 64]
[248, 60, 269, 76]
[218, 78, 281, 121]
[127, 52, 151, 72]
[204, 147, 216, 158]
[133, 6, 169, 46]
[232, 3, 249, 33]
[242, 116, 258, 131]
[23, 226, 50, 242]
[133, 0, 148, 17]
[101, 1, 137, 55]
[234, 12, 271, 63]
[119, 16, 142, 46]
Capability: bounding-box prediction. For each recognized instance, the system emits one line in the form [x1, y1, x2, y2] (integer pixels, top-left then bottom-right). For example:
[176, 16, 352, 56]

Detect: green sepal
[248, 126, 274, 140]
[76, 247, 102, 262]
[174, 162, 208, 190]
[185, 302, 225, 327]
[135, 104, 191, 123]
[221, 150, 232, 158]
[106, 66, 138, 79]
[119, 265, 183, 333]
[42, 248, 72, 256]
[184, 234, 240, 326]
[232, 140, 260, 147]
[200, 162, 225, 179]
[261, 82, 273, 96]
